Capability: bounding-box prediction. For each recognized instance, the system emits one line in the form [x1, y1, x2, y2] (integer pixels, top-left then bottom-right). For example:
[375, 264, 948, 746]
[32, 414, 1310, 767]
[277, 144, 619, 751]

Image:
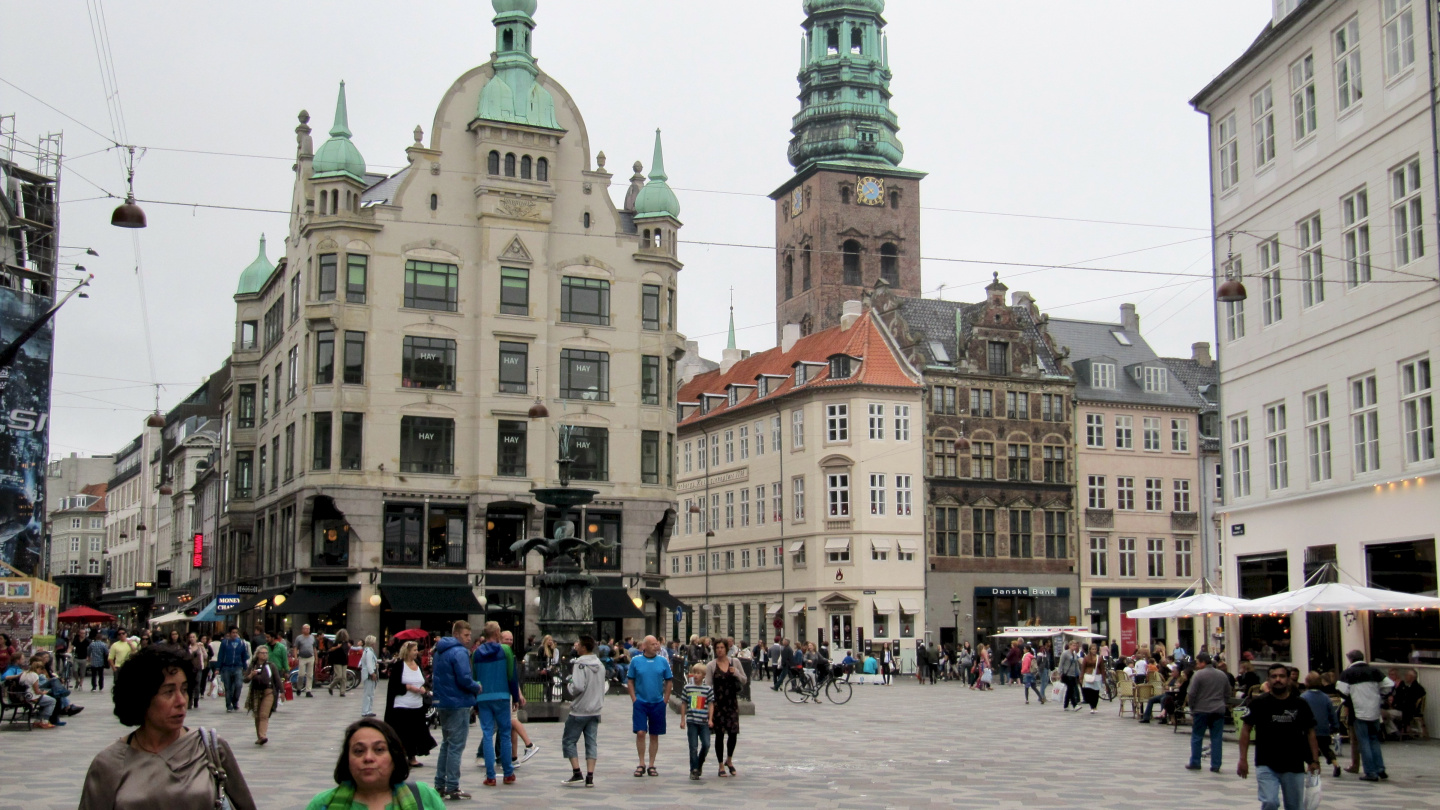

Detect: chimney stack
[781, 323, 802, 352]
[840, 300, 863, 331]
[1192, 342, 1213, 367]
[1120, 303, 1139, 333]
[720, 347, 742, 374]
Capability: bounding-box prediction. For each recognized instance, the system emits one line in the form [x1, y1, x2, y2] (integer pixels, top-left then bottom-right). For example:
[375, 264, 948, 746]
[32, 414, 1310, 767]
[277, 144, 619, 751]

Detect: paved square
[3, 678, 1438, 809]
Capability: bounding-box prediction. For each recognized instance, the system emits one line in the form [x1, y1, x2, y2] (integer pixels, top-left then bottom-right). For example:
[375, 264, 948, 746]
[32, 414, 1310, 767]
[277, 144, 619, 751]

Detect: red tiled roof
[677, 312, 918, 428]
[81, 483, 108, 511]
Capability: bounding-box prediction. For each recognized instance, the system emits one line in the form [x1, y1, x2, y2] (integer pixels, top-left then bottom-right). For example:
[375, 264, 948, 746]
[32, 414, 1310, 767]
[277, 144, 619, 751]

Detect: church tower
[772, 0, 926, 337]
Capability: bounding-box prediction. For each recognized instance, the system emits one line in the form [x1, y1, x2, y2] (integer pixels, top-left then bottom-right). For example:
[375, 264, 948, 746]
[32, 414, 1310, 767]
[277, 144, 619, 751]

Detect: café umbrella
[1235, 582, 1440, 614]
[1127, 593, 1257, 619]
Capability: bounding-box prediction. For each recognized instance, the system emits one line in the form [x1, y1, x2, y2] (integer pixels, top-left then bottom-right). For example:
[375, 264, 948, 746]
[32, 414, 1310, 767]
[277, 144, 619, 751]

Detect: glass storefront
[1367, 538, 1439, 665]
[1237, 552, 1291, 662]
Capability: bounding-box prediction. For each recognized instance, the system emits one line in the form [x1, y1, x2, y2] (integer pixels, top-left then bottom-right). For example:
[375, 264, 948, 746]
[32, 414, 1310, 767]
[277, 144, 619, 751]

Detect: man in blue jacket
[472, 621, 525, 786]
[432, 620, 482, 800]
[217, 627, 250, 713]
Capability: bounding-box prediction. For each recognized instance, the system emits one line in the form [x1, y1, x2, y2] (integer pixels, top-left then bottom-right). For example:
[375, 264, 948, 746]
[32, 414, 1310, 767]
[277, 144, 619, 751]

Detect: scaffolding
[0, 114, 62, 299]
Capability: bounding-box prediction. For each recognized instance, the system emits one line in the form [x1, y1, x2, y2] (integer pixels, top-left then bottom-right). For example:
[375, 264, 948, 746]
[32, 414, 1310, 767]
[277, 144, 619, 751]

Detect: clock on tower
[856, 177, 885, 206]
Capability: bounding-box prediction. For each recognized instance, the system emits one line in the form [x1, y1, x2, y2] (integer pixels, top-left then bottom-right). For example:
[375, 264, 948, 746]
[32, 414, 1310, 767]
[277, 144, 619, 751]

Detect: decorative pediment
[819, 591, 856, 606]
[1008, 497, 1035, 510]
[500, 235, 533, 264]
[316, 237, 340, 251]
[933, 494, 960, 507]
[972, 496, 999, 508]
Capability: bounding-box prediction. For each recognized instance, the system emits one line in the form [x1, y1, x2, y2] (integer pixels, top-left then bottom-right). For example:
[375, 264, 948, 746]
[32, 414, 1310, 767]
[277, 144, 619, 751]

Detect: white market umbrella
[1236, 582, 1440, 614]
[1127, 592, 1257, 619]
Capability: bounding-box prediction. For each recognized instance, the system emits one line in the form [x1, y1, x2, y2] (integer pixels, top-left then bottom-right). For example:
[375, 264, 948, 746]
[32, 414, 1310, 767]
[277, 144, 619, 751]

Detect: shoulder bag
[199, 728, 235, 810]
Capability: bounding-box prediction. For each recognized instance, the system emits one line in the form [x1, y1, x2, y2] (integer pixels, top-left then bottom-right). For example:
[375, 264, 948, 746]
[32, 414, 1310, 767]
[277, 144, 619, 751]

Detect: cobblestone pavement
[4, 677, 1439, 809]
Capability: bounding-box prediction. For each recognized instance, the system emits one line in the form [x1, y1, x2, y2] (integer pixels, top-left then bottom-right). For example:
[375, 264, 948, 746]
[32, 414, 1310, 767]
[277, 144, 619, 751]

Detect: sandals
[718, 766, 728, 778]
[633, 766, 647, 778]
[727, 763, 737, 777]
[647, 767, 659, 777]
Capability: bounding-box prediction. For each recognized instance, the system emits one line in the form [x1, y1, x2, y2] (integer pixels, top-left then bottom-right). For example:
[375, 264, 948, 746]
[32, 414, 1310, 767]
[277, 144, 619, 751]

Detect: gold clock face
[857, 176, 885, 206]
[792, 188, 803, 216]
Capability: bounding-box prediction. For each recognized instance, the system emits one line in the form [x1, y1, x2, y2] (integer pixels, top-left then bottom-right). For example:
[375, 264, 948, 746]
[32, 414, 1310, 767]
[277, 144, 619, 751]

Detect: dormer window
[1091, 363, 1116, 389]
[728, 388, 739, 407]
[1143, 367, 1169, 393]
[758, 378, 769, 398]
[829, 356, 853, 379]
[700, 398, 711, 415]
[796, 365, 808, 386]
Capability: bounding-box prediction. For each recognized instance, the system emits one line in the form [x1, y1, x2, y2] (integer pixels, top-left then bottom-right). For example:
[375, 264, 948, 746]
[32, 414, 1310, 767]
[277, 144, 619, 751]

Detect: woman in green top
[307, 718, 446, 810]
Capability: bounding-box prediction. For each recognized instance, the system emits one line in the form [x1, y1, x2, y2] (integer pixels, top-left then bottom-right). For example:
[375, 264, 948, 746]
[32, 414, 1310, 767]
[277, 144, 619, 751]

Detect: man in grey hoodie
[561, 635, 605, 788]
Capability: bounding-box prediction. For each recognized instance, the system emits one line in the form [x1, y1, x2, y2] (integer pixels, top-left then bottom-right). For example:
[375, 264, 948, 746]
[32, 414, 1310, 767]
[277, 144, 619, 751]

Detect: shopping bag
[1303, 772, 1322, 810]
[216, 681, 226, 698]
[1050, 682, 1066, 702]
[981, 667, 993, 684]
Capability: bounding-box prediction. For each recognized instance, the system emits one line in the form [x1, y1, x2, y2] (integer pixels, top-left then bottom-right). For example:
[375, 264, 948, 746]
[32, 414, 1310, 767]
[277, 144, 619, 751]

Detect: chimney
[1192, 342, 1213, 368]
[720, 347, 742, 374]
[1120, 303, 1139, 333]
[1011, 291, 1034, 309]
[781, 323, 802, 353]
[840, 300, 863, 331]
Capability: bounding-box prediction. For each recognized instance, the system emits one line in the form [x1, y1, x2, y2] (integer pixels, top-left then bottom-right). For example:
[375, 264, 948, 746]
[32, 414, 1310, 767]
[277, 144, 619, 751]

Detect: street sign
[1230, 524, 1245, 536]
[673, 605, 684, 625]
[236, 584, 260, 595]
[216, 594, 241, 613]
[772, 617, 783, 630]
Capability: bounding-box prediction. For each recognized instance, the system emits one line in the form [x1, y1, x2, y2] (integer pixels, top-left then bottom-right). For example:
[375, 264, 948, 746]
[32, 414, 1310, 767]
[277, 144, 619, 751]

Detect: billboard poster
[0, 288, 51, 576]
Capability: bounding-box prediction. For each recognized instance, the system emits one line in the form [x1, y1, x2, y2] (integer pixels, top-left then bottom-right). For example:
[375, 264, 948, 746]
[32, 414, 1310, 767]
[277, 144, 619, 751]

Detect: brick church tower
[772, 0, 926, 338]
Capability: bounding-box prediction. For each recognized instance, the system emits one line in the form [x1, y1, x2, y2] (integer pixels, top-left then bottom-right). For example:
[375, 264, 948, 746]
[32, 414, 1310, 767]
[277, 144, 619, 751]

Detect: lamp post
[950, 592, 963, 647]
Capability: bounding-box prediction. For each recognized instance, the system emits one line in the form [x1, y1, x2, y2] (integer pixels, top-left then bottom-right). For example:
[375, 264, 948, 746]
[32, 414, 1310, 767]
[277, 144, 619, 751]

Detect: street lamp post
[950, 592, 963, 647]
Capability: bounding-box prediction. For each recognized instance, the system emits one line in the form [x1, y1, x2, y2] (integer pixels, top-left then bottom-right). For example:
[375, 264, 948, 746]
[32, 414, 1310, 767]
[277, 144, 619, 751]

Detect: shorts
[632, 700, 666, 735]
[511, 702, 519, 719]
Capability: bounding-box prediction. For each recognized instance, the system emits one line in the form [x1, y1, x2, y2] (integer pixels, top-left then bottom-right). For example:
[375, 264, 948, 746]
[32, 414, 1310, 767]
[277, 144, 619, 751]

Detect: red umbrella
[392, 628, 429, 642]
[58, 606, 116, 622]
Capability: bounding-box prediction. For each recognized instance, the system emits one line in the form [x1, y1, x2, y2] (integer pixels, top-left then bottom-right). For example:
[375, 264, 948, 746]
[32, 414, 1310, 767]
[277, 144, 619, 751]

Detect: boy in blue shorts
[627, 635, 673, 777]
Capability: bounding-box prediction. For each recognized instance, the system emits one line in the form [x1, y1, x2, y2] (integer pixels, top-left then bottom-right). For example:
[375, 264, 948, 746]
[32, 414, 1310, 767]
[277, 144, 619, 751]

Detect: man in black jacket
[774, 638, 793, 691]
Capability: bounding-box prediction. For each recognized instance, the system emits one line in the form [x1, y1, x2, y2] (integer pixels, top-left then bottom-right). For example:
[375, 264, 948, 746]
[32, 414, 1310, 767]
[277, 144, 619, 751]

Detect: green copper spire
[236, 234, 275, 295]
[633, 129, 680, 219]
[477, 0, 560, 129]
[789, 0, 904, 172]
[312, 81, 367, 182]
[726, 290, 737, 350]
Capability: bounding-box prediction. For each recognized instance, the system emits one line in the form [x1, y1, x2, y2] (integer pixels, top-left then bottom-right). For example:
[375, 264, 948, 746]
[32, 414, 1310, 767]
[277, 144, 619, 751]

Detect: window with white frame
[710, 494, 720, 533]
[724, 491, 734, 528]
[891, 404, 911, 441]
[1215, 461, 1224, 499]
[1392, 158, 1424, 265]
[1298, 213, 1324, 307]
[827, 539, 851, 564]
[754, 421, 765, 456]
[683, 441, 692, 473]
[739, 425, 749, 460]
[773, 482, 783, 522]
[1252, 85, 1276, 168]
[90, 537, 100, 552]
[1230, 415, 1252, 497]
[1384, 0, 1416, 77]
[724, 430, 734, 463]
[772, 415, 782, 451]
[1224, 256, 1246, 341]
[897, 543, 915, 562]
[1401, 357, 1434, 463]
[1092, 363, 1116, 389]
[1119, 537, 1137, 578]
[1090, 536, 1108, 577]
[1335, 17, 1363, 111]
[1176, 537, 1193, 579]
[88, 559, 100, 575]
[1217, 113, 1239, 191]
[1086, 413, 1105, 448]
[895, 475, 912, 516]
[1143, 417, 1162, 451]
[1265, 403, 1290, 490]
[869, 473, 886, 515]
[70, 517, 81, 529]
[1291, 53, 1317, 141]
[872, 542, 888, 561]
[1147, 538, 1165, 578]
[755, 486, 767, 525]
[791, 410, 804, 449]
[68, 560, 79, 575]
[710, 434, 719, 467]
[740, 488, 750, 527]
[1305, 389, 1332, 482]
[1087, 475, 1107, 509]
[684, 499, 693, 534]
[683, 555, 693, 573]
[698, 554, 706, 572]
[1174, 480, 1192, 512]
[827, 473, 850, 517]
[826, 404, 849, 442]
[1172, 418, 1190, 452]
[1351, 374, 1380, 473]
[70, 537, 80, 552]
[671, 556, 679, 575]
[1342, 188, 1371, 286]
[792, 477, 806, 521]
[741, 549, 751, 569]
[1117, 476, 1136, 510]
[757, 547, 767, 568]
[1144, 478, 1164, 511]
[1143, 367, 1169, 394]
[868, 403, 884, 439]
[1260, 238, 1282, 325]
[1115, 415, 1134, 450]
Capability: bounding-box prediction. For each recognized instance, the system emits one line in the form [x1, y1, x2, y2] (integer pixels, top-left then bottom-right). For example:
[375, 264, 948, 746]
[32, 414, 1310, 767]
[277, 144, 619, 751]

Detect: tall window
[969, 389, 994, 416]
[710, 434, 719, 468]
[1265, 403, 1289, 490]
[773, 481, 783, 523]
[1335, 17, 1363, 112]
[1392, 158, 1424, 265]
[1342, 188, 1371, 286]
[560, 350, 609, 401]
[1171, 418, 1190, 452]
[842, 240, 861, 285]
[1260, 238, 1282, 325]
[894, 405, 910, 440]
[934, 506, 959, 556]
[1176, 538, 1194, 579]
[1090, 536, 1108, 577]
[869, 473, 885, 515]
[1384, 0, 1416, 77]
[1119, 538, 1137, 578]
[496, 267, 530, 316]
[641, 355, 660, 405]
[1043, 446, 1065, 483]
[1086, 413, 1104, 448]
[932, 439, 957, 477]
[287, 346, 299, 399]
[1115, 416, 1133, 450]
[237, 384, 256, 429]
[1224, 257, 1246, 341]
[284, 423, 295, 479]
[1305, 389, 1332, 481]
[1087, 475, 1107, 509]
[561, 277, 610, 325]
[1006, 391, 1028, 420]
[971, 441, 995, 480]
[1290, 53, 1316, 141]
[488, 341, 525, 394]
[987, 342, 1009, 375]
[1174, 480, 1192, 512]
[399, 336, 457, 390]
[1147, 538, 1165, 578]
[773, 415, 783, 451]
[739, 488, 750, 526]
[1006, 444, 1030, 481]
[755, 485, 766, 524]
[313, 412, 332, 470]
[1401, 357, 1434, 463]
[1143, 417, 1162, 451]
[1041, 394, 1064, 422]
[1298, 213, 1324, 307]
[973, 508, 996, 558]
[826, 404, 849, 442]
[827, 473, 850, 517]
[498, 420, 527, 477]
[343, 332, 365, 385]
[340, 412, 363, 471]
[1217, 113, 1239, 191]
[739, 425, 749, 459]
[895, 474, 912, 516]
[400, 416, 455, 474]
[260, 378, 269, 424]
[404, 260, 459, 312]
[1230, 415, 1252, 496]
[868, 403, 885, 439]
[931, 386, 957, 414]
[792, 409, 804, 448]
[346, 255, 368, 304]
[1009, 510, 1032, 558]
[318, 253, 338, 300]
[315, 331, 335, 384]
[724, 430, 734, 464]
[1091, 363, 1116, 389]
[1351, 374, 1380, 473]
[234, 451, 253, 498]
[880, 243, 899, 286]
[792, 476, 805, 521]
[754, 421, 765, 456]
[568, 426, 609, 481]
[1144, 478, 1164, 511]
[641, 431, 660, 484]
[1252, 85, 1275, 168]
[1116, 477, 1135, 510]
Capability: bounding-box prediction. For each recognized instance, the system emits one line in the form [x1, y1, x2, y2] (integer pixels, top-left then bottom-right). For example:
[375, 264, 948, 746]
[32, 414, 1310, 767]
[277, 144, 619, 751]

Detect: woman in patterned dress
[704, 638, 748, 778]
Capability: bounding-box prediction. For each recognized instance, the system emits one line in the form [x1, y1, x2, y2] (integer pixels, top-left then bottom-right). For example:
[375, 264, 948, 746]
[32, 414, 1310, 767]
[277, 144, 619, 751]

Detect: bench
[1, 679, 36, 729]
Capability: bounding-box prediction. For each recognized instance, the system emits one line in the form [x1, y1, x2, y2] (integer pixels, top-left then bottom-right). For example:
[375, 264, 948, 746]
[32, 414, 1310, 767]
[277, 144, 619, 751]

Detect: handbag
[199, 728, 235, 810]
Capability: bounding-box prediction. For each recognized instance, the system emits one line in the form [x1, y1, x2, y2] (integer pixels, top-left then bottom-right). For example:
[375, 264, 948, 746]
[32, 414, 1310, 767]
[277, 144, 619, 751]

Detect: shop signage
[1084, 608, 1105, 616]
[236, 584, 260, 595]
[975, 586, 1068, 598]
[676, 468, 750, 494]
[673, 605, 683, 624]
[134, 581, 154, 590]
[1230, 524, 1245, 536]
[192, 533, 204, 569]
[862, 590, 877, 595]
[216, 594, 241, 612]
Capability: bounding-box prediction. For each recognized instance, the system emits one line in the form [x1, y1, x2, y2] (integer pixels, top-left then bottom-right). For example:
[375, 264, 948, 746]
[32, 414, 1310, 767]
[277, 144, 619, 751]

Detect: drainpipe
[775, 404, 786, 643]
[1426, 0, 1440, 286]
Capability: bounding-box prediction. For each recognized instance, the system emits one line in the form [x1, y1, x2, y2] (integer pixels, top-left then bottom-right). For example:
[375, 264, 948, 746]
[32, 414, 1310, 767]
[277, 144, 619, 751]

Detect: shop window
[1368, 539, 1439, 664]
[383, 503, 424, 566]
[400, 416, 455, 475]
[428, 506, 467, 568]
[403, 336, 458, 390]
[1238, 552, 1291, 661]
[497, 420, 527, 478]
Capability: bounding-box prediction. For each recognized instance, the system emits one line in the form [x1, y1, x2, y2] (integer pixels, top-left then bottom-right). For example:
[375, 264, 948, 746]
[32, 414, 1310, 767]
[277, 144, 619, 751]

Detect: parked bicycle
[783, 662, 853, 705]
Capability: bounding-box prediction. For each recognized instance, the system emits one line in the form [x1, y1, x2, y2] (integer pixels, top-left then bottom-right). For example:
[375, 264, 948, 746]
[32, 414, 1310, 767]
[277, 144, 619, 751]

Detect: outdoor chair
[0, 680, 36, 729]
[1402, 696, 1429, 741]
[1116, 676, 1138, 717]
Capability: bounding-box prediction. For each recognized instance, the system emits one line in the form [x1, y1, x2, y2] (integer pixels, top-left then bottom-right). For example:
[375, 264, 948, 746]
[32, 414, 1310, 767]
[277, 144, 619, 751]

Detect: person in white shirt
[1132, 655, 1149, 684]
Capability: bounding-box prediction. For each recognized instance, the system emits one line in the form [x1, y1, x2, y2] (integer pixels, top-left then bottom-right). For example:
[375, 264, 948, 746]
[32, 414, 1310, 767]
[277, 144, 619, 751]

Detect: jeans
[1353, 718, 1386, 776]
[33, 694, 56, 723]
[686, 722, 711, 773]
[1141, 694, 1166, 721]
[361, 677, 377, 715]
[1188, 711, 1224, 770]
[90, 664, 105, 691]
[43, 678, 70, 711]
[772, 664, 785, 690]
[562, 714, 600, 762]
[221, 667, 244, 711]
[434, 707, 470, 794]
[1023, 673, 1045, 703]
[1255, 765, 1305, 810]
[475, 700, 513, 779]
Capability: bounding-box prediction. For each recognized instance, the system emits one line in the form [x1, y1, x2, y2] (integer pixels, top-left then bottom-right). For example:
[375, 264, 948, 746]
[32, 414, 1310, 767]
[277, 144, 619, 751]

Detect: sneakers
[1185, 764, 1202, 771]
[502, 775, 516, 785]
[1333, 765, 1342, 778]
[476, 757, 485, 768]
[444, 790, 471, 800]
[519, 743, 539, 764]
[35, 721, 55, 729]
[482, 778, 497, 787]
[689, 770, 701, 781]
[562, 774, 586, 787]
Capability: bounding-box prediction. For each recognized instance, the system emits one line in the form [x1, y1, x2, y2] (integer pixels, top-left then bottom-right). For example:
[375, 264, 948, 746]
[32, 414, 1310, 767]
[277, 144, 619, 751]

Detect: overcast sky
[3, 0, 1269, 460]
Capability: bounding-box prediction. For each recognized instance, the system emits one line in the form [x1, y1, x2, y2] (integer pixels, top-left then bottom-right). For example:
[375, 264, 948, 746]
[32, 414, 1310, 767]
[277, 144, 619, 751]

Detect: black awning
[641, 588, 686, 612]
[282, 584, 359, 614]
[381, 585, 482, 615]
[228, 587, 288, 614]
[592, 588, 646, 619]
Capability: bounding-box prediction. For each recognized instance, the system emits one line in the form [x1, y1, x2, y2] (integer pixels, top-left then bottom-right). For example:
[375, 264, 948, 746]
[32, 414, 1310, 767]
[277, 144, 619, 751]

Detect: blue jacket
[472, 641, 520, 704]
[1300, 688, 1339, 736]
[218, 637, 248, 668]
[431, 636, 482, 709]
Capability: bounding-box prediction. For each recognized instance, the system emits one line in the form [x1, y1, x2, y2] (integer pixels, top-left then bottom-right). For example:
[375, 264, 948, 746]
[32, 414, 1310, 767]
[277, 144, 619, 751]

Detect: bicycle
[1100, 671, 1118, 702]
[783, 665, 853, 705]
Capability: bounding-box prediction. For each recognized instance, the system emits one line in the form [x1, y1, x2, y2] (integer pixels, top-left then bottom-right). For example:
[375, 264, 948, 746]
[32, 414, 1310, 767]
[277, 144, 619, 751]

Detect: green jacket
[270, 641, 289, 669]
